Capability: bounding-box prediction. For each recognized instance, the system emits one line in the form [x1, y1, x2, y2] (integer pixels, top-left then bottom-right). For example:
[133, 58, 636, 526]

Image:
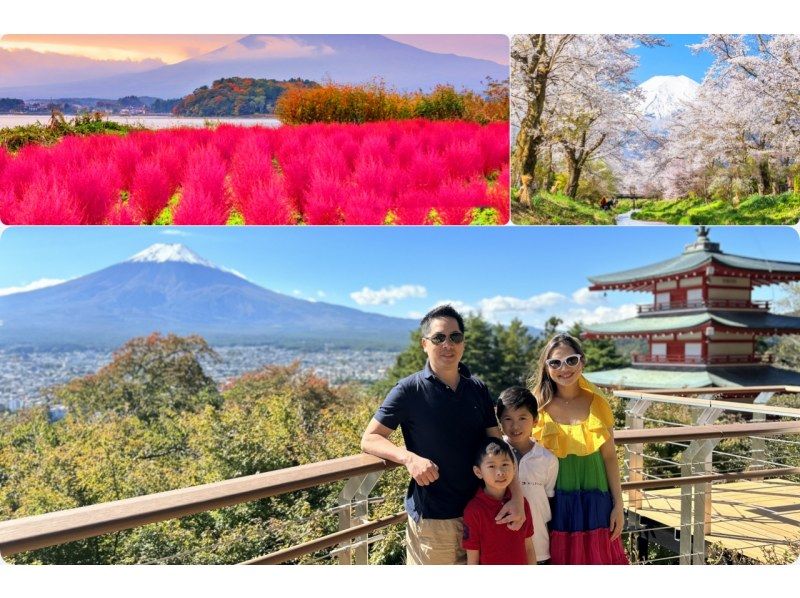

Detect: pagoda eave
[588, 263, 800, 293]
[584, 326, 800, 341]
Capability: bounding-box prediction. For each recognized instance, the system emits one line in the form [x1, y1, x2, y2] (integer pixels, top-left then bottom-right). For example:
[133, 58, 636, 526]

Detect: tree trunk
[511, 117, 541, 201]
[510, 35, 551, 196]
[545, 145, 556, 192]
[563, 149, 581, 198]
[757, 159, 770, 196]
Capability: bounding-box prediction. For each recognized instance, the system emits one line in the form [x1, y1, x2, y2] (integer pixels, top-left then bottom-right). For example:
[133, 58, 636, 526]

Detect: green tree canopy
[49, 333, 222, 422]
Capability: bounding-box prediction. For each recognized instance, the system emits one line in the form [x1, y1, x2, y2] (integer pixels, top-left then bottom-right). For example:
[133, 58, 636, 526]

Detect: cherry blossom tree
[511, 35, 663, 199]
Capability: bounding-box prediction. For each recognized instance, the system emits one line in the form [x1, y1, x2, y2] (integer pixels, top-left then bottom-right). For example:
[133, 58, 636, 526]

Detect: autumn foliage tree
[49, 333, 222, 422]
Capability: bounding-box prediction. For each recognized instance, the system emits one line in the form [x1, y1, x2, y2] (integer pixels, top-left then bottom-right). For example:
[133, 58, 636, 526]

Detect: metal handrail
[1, 420, 799, 559]
[631, 353, 773, 365]
[637, 299, 770, 313]
[251, 466, 800, 564]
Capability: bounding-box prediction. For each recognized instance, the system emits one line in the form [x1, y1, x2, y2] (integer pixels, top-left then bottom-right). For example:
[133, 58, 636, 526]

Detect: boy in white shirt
[497, 386, 558, 564]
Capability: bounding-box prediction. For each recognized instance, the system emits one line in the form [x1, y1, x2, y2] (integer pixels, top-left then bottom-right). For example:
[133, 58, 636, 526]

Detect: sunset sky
[0, 34, 508, 65]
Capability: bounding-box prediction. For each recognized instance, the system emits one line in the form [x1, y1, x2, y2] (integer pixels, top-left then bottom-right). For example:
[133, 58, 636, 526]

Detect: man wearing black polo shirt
[361, 304, 525, 564]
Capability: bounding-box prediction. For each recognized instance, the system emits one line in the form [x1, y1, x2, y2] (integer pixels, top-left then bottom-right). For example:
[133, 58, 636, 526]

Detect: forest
[172, 77, 318, 117]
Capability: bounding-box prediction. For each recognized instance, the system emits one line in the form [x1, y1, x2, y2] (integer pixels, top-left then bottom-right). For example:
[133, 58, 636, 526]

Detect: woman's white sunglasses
[546, 354, 583, 370]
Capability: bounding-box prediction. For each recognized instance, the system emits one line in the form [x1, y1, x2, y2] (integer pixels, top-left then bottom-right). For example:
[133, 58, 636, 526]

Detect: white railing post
[336, 472, 383, 564]
[749, 392, 775, 472]
[352, 471, 383, 565]
[625, 399, 652, 510]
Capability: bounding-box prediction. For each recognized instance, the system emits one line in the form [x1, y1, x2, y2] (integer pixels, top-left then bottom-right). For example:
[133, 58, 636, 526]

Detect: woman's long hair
[528, 333, 586, 411]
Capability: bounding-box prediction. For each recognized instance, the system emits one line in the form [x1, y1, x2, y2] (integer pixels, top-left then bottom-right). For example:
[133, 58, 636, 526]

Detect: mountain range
[0, 35, 507, 100]
[0, 244, 418, 350]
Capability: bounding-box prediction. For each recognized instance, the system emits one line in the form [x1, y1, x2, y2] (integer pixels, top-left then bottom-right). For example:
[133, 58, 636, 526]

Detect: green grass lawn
[632, 193, 800, 225]
[511, 190, 616, 225]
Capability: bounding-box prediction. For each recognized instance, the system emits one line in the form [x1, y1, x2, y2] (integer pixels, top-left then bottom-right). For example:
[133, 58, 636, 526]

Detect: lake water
[0, 114, 281, 130]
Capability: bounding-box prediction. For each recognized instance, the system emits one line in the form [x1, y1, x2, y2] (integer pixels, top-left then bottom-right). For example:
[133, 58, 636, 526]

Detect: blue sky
[631, 34, 714, 84]
[0, 225, 797, 328]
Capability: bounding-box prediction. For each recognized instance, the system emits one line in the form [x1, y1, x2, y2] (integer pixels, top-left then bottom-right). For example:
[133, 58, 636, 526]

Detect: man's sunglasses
[423, 332, 465, 345]
[546, 354, 582, 370]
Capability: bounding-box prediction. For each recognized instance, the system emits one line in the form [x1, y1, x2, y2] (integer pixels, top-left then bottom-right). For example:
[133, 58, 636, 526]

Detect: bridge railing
[615, 386, 800, 564]
[2, 414, 799, 565]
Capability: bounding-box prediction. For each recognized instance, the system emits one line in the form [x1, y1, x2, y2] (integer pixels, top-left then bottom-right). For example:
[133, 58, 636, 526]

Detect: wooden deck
[625, 478, 800, 562]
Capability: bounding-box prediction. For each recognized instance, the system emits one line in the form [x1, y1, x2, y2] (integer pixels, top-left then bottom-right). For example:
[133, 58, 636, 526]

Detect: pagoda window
[655, 292, 670, 309]
[687, 288, 703, 308]
[651, 343, 667, 357]
[685, 343, 702, 362]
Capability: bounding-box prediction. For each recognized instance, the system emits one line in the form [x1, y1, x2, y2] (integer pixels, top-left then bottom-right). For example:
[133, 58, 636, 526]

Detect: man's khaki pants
[405, 514, 466, 565]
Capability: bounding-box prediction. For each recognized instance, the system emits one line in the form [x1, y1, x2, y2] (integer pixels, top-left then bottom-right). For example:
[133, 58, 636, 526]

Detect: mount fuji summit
[638, 75, 700, 121]
[0, 244, 417, 349]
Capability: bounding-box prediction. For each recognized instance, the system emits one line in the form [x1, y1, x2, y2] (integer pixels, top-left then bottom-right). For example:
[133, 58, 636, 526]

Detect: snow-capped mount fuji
[638, 75, 700, 120]
[0, 245, 417, 349]
[127, 243, 218, 268]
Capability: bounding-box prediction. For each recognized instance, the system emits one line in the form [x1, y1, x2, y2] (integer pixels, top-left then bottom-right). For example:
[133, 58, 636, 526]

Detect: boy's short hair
[474, 436, 515, 468]
[496, 386, 538, 420]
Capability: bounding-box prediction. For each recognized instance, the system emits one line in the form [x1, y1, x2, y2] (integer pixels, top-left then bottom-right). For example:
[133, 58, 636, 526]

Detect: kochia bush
[0, 119, 509, 225]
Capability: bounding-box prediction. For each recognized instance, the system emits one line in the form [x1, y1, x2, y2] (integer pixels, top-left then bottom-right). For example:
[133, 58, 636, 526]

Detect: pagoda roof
[585, 365, 800, 389]
[588, 228, 800, 290]
[584, 311, 800, 337]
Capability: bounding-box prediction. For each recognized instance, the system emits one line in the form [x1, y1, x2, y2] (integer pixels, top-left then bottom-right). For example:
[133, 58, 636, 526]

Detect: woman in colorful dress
[530, 333, 628, 564]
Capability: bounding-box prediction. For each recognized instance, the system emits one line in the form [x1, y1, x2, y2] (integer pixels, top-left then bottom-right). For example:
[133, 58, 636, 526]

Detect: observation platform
[625, 478, 800, 563]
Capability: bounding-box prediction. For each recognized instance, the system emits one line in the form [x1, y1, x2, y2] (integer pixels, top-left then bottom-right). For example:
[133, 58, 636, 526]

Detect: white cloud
[0, 278, 66, 297]
[160, 229, 191, 237]
[351, 284, 427, 306]
[407, 311, 423, 319]
[292, 290, 302, 296]
[429, 287, 636, 331]
[430, 299, 478, 316]
[477, 292, 566, 321]
[557, 304, 639, 328]
[571, 287, 604, 305]
[317, 290, 327, 298]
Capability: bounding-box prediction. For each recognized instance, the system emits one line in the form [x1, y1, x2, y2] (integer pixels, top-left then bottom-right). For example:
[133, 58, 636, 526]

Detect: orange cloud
[0, 34, 240, 64]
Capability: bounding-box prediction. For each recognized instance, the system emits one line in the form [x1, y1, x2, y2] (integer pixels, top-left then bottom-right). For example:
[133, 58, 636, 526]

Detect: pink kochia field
[0, 120, 509, 225]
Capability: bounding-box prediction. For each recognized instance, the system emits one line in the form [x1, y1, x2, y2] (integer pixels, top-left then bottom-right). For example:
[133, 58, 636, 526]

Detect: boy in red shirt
[462, 437, 537, 565]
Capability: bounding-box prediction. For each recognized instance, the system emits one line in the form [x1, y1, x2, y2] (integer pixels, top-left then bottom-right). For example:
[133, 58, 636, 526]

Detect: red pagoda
[582, 227, 800, 388]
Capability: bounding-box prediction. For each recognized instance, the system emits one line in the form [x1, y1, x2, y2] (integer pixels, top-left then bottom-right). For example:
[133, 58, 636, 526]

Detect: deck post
[679, 442, 698, 564]
[352, 471, 383, 565]
[625, 399, 651, 510]
[748, 392, 774, 473]
[695, 402, 723, 539]
[692, 438, 720, 563]
[336, 475, 367, 564]
[678, 401, 722, 564]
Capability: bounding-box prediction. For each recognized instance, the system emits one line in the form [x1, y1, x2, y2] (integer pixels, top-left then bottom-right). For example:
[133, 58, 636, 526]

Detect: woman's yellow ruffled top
[532, 376, 615, 459]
